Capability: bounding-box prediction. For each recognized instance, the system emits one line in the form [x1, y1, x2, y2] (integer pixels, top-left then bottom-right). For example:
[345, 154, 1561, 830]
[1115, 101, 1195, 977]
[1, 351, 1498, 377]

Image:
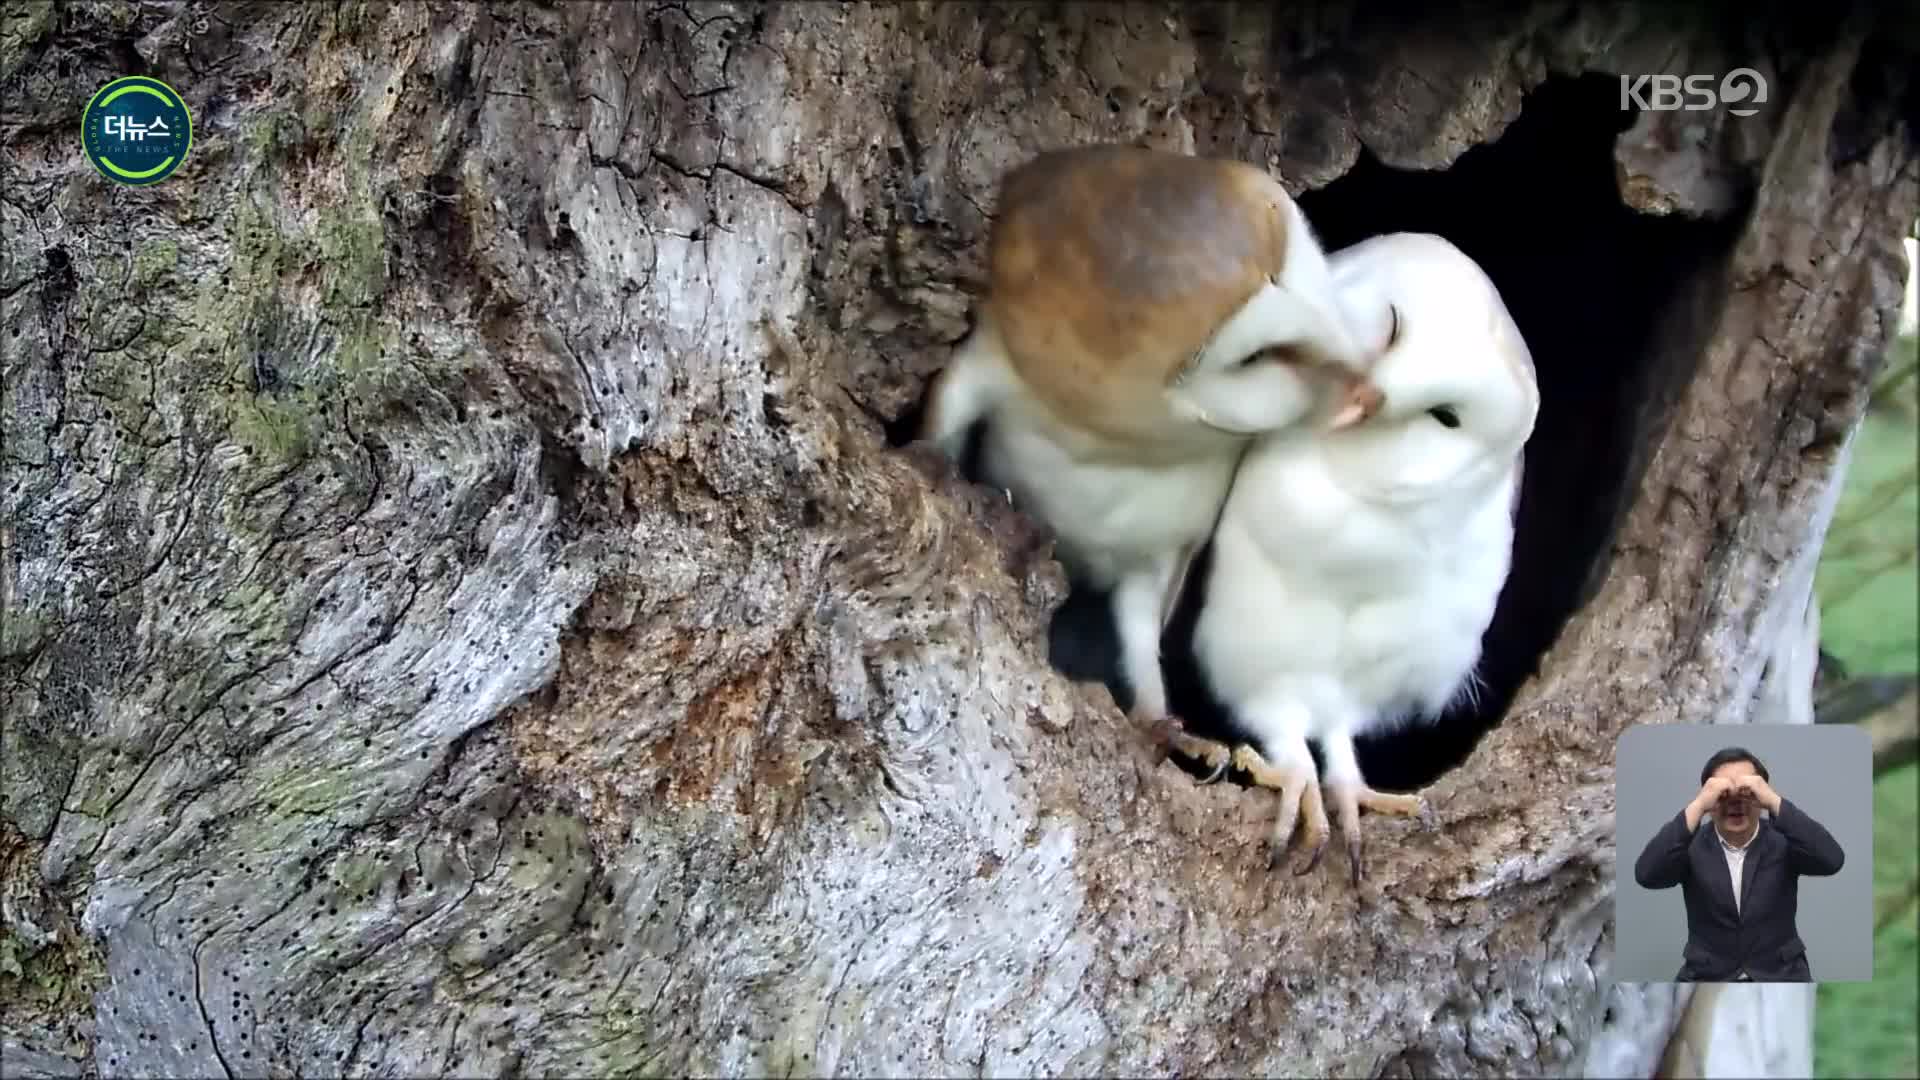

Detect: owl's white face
[1319, 233, 1540, 507]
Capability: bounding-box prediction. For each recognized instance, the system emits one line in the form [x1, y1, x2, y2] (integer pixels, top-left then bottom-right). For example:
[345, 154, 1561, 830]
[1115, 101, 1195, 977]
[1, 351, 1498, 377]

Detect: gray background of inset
[1613, 723, 1874, 983]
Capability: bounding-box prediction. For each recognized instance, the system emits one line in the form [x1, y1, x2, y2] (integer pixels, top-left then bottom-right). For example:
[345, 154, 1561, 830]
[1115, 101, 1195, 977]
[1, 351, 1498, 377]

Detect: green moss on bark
[0, 824, 106, 1044]
[0, 0, 53, 83]
[132, 238, 179, 289]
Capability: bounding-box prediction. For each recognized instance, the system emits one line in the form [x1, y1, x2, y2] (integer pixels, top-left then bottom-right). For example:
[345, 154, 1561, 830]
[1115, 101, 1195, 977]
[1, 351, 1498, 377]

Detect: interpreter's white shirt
[1716, 824, 1756, 915]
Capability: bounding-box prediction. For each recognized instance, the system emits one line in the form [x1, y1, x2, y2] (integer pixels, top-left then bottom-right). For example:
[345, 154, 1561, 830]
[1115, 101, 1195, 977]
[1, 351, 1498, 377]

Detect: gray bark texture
[3, 1, 1918, 1077]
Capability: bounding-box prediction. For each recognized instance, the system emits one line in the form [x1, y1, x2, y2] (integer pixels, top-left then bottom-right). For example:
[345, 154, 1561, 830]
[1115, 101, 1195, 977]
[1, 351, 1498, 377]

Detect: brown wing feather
[985, 145, 1295, 442]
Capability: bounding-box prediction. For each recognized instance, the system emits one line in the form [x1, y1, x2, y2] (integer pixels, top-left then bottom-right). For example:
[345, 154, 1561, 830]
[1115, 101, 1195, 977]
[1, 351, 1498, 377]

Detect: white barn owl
[1183, 232, 1540, 883]
[920, 144, 1381, 743]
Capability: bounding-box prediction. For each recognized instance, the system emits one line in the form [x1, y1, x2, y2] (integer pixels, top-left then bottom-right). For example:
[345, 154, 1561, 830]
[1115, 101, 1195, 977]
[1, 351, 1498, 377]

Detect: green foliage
[1816, 411, 1919, 675]
[1813, 328, 1919, 1076]
[1815, 764, 1919, 1080]
[1868, 334, 1918, 419]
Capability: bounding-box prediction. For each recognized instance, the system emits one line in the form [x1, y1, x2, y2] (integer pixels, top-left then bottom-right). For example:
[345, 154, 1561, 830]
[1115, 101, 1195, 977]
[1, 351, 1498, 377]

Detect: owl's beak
[1327, 377, 1383, 431]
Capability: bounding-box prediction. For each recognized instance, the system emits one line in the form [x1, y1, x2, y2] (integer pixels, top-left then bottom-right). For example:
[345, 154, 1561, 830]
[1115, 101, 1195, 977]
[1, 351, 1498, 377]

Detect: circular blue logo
[81, 76, 194, 186]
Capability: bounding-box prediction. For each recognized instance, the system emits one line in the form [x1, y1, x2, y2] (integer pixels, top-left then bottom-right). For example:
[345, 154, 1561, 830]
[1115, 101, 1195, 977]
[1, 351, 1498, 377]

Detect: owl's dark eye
[1429, 405, 1461, 429]
[1386, 305, 1402, 348]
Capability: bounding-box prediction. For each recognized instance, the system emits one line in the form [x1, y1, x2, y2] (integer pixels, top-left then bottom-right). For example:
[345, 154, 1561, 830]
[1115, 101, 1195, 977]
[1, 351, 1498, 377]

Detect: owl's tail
[918, 312, 1017, 462]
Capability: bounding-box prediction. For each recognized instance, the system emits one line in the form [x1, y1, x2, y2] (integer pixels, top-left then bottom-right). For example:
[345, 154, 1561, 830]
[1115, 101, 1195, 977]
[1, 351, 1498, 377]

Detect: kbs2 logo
[1619, 69, 1768, 117]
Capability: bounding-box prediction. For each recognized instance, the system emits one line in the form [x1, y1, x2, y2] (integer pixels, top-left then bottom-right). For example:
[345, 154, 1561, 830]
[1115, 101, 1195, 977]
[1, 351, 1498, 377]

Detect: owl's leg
[1207, 691, 1328, 872]
[1319, 728, 1428, 887]
[1225, 739, 1329, 873]
[1111, 556, 1181, 749]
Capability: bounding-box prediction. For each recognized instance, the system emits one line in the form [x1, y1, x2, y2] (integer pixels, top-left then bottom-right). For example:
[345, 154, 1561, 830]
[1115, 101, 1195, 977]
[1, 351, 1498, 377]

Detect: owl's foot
[1224, 745, 1330, 873]
[1131, 708, 1187, 768]
[1162, 730, 1235, 784]
[1326, 782, 1428, 886]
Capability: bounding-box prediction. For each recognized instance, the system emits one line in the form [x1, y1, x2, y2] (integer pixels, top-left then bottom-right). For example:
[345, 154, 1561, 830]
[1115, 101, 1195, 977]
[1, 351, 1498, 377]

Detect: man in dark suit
[1633, 746, 1847, 982]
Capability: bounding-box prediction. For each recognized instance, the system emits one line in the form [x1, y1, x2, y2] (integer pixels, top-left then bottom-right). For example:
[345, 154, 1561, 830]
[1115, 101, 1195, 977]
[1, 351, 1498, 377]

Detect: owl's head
[1320, 232, 1539, 505]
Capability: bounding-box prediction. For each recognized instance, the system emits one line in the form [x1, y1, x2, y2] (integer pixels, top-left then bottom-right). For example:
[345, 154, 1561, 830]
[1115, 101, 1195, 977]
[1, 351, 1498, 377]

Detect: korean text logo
[82, 76, 194, 186]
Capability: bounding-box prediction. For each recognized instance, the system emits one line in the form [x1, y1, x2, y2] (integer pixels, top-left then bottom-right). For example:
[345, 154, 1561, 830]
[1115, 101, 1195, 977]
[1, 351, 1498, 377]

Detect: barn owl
[1183, 232, 1540, 883]
[919, 144, 1381, 742]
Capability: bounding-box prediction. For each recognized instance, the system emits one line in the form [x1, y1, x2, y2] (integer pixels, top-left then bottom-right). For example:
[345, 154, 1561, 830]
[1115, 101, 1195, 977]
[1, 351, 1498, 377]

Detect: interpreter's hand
[1730, 773, 1782, 814]
[1689, 776, 1733, 817]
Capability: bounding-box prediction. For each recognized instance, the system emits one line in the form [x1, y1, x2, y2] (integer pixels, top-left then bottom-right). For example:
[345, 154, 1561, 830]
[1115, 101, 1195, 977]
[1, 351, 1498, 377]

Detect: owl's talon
[1327, 781, 1427, 889]
[1224, 744, 1328, 872]
[1296, 833, 1329, 876]
[1146, 716, 1233, 782]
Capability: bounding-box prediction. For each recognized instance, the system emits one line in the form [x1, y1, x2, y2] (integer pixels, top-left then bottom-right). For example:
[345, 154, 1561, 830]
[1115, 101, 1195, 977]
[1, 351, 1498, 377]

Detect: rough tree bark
[4, 2, 1917, 1078]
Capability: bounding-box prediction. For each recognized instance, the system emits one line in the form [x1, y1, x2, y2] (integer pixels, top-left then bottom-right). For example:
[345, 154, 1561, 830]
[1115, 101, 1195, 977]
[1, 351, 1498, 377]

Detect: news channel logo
[81, 75, 194, 186]
[1619, 68, 1768, 117]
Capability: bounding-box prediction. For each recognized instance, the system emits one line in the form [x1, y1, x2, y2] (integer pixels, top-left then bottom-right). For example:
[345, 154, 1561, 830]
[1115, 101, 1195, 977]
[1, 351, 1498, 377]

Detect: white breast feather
[977, 412, 1239, 587]
[1193, 426, 1520, 744]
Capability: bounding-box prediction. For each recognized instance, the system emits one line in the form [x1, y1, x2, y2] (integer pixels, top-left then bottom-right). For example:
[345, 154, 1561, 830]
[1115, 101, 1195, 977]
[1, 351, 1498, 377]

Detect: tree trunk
[4, 2, 1916, 1077]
